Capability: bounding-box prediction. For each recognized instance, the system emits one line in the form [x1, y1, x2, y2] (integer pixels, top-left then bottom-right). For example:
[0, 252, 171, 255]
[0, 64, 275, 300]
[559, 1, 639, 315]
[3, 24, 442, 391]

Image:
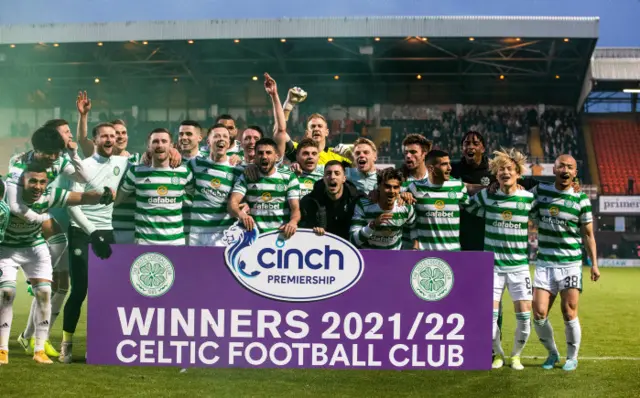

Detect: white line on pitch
[523, 356, 640, 361]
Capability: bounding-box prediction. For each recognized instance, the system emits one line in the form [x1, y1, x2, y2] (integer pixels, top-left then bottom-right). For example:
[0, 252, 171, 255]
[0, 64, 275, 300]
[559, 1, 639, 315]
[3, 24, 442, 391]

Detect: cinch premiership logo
[130, 252, 175, 298]
[410, 257, 454, 302]
[223, 224, 364, 302]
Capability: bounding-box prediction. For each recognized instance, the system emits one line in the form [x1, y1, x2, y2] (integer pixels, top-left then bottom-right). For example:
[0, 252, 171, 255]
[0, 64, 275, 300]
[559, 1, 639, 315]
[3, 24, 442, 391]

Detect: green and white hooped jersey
[6, 151, 74, 188]
[467, 189, 535, 272]
[187, 157, 243, 234]
[232, 169, 300, 233]
[0, 200, 10, 243]
[112, 153, 141, 232]
[350, 198, 416, 250]
[532, 183, 592, 268]
[1, 188, 69, 248]
[298, 165, 324, 198]
[346, 168, 378, 194]
[181, 150, 205, 234]
[120, 164, 194, 245]
[408, 178, 470, 251]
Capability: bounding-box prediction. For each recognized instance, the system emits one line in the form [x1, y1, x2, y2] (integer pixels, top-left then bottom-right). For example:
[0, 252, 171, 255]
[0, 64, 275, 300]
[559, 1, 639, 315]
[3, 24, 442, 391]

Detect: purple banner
[88, 229, 493, 370]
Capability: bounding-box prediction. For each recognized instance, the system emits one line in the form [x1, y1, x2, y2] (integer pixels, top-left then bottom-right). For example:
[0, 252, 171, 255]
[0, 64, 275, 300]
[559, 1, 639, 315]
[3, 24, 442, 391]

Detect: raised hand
[76, 91, 92, 115]
[285, 87, 307, 106]
[264, 73, 278, 97]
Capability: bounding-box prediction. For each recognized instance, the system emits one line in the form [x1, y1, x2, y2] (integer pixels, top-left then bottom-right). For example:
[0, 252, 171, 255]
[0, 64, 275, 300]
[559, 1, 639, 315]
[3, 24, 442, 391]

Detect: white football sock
[49, 289, 68, 332]
[32, 283, 52, 352]
[565, 318, 581, 360]
[24, 298, 37, 339]
[512, 312, 531, 357]
[47, 234, 68, 269]
[533, 318, 559, 355]
[492, 310, 504, 357]
[0, 285, 16, 350]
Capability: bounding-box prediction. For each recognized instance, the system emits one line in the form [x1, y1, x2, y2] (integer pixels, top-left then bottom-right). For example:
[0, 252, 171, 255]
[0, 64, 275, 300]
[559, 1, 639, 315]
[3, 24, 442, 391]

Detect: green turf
[1, 267, 639, 397]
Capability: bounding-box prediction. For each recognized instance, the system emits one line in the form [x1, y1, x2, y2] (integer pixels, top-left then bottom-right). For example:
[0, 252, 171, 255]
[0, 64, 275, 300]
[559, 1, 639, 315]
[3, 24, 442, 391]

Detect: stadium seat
[591, 119, 640, 194]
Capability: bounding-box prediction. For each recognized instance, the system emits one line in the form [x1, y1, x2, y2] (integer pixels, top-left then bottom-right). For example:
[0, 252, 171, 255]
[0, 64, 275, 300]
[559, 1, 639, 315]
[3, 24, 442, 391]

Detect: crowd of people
[0, 74, 599, 374]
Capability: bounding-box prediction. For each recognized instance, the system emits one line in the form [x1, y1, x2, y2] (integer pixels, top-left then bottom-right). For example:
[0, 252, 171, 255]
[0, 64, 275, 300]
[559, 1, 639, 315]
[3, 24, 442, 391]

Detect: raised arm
[76, 91, 95, 158]
[264, 73, 290, 158]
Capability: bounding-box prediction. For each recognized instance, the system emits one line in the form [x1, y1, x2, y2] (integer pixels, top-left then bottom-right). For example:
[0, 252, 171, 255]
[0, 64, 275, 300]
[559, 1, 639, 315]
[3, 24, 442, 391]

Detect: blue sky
[0, 0, 638, 46]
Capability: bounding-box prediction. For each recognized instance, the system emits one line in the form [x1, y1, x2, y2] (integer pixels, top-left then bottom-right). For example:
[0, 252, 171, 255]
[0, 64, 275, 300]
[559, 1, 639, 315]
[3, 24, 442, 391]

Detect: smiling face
[148, 132, 172, 163]
[178, 124, 202, 154]
[379, 177, 401, 207]
[94, 125, 116, 158]
[353, 143, 377, 173]
[428, 155, 452, 182]
[496, 159, 519, 189]
[113, 123, 128, 152]
[208, 127, 231, 159]
[242, 129, 262, 160]
[462, 134, 485, 163]
[554, 155, 578, 189]
[23, 171, 48, 203]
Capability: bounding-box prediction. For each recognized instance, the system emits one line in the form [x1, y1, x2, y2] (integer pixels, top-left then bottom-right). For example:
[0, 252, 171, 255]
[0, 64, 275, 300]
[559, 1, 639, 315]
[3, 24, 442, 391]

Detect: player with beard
[530, 155, 599, 372]
[116, 129, 194, 245]
[466, 148, 535, 371]
[346, 138, 379, 194]
[59, 123, 127, 363]
[228, 138, 300, 236]
[408, 150, 470, 251]
[300, 161, 365, 240]
[294, 139, 324, 198]
[264, 74, 351, 166]
[401, 134, 432, 187]
[350, 168, 416, 250]
[0, 163, 112, 365]
[187, 124, 244, 246]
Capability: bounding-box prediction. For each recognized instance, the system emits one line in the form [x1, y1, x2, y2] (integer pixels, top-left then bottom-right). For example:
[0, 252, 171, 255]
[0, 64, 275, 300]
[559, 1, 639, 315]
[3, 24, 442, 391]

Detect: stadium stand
[590, 118, 640, 194]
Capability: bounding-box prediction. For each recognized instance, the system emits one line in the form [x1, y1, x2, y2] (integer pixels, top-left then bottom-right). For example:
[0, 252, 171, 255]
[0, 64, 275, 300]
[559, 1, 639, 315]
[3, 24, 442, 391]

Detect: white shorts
[534, 266, 583, 295]
[494, 269, 532, 302]
[114, 230, 135, 244]
[188, 232, 227, 247]
[0, 245, 53, 283]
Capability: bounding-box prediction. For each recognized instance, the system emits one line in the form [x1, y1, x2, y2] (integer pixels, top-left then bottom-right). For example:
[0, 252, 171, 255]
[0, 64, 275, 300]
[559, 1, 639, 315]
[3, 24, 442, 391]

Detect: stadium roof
[590, 48, 640, 91]
[0, 16, 600, 108]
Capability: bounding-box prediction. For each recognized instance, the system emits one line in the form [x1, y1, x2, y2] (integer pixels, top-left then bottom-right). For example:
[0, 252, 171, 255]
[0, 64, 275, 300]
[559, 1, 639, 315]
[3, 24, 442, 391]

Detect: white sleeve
[63, 149, 90, 183]
[5, 181, 52, 223]
[67, 180, 97, 235]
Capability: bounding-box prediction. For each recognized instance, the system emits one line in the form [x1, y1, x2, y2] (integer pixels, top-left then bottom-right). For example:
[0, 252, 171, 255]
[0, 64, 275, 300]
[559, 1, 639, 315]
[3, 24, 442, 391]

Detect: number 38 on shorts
[533, 266, 583, 296]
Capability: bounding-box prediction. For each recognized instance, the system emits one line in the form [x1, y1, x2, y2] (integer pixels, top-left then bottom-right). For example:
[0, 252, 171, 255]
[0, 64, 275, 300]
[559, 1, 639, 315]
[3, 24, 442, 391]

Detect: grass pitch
[1, 267, 639, 398]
